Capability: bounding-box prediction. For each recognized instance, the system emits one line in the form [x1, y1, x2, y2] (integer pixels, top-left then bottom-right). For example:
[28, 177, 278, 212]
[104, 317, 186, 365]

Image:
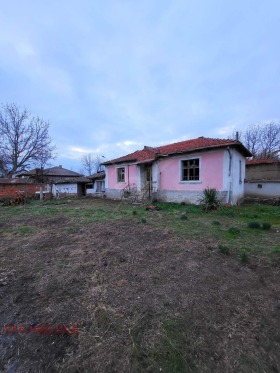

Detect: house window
[181, 158, 200, 181]
[117, 167, 125, 182]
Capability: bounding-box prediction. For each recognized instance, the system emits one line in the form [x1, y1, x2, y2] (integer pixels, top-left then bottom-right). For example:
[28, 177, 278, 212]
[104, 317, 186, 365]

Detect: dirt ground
[0, 202, 280, 372]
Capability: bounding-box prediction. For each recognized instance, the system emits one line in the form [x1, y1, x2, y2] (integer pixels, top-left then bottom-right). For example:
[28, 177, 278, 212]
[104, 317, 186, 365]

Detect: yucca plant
[199, 188, 222, 211]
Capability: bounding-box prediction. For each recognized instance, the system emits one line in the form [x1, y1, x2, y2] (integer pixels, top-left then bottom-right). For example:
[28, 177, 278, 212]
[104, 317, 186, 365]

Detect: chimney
[235, 131, 239, 141]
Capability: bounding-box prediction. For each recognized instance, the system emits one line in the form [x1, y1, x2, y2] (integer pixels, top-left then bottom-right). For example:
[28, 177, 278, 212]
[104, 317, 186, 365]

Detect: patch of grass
[133, 318, 197, 373]
[272, 245, 280, 255]
[141, 218, 146, 224]
[240, 212, 259, 219]
[156, 202, 185, 212]
[228, 226, 240, 235]
[132, 210, 137, 215]
[212, 221, 221, 226]
[248, 222, 261, 229]
[14, 226, 33, 234]
[185, 204, 201, 214]
[180, 213, 188, 220]
[219, 208, 235, 217]
[155, 319, 194, 372]
[35, 207, 60, 216]
[63, 226, 75, 234]
[1, 199, 279, 262]
[219, 245, 230, 255]
[262, 222, 271, 230]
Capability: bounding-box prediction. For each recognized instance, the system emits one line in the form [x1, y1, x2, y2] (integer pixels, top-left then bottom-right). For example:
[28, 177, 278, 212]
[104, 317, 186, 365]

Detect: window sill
[179, 181, 202, 184]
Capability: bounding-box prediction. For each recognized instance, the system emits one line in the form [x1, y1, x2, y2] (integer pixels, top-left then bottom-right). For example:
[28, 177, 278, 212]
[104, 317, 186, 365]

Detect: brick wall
[0, 183, 45, 199]
[246, 163, 280, 181]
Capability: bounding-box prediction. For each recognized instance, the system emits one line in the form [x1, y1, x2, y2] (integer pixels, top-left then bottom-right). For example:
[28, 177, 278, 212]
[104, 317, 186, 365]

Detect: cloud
[0, 0, 279, 172]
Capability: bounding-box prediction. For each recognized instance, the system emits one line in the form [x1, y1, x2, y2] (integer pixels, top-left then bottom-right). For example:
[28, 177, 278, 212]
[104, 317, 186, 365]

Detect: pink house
[102, 137, 252, 204]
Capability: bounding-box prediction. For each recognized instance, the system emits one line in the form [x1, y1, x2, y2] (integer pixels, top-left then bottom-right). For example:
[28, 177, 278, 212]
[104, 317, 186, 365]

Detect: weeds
[228, 227, 240, 235]
[212, 221, 221, 226]
[219, 208, 235, 217]
[180, 213, 188, 220]
[248, 221, 271, 230]
[262, 222, 272, 230]
[272, 246, 280, 254]
[241, 251, 249, 263]
[185, 204, 201, 213]
[138, 319, 196, 372]
[14, 226, 33, 234]
[248, 222, 261, 229]
[219, 245, 230, 255]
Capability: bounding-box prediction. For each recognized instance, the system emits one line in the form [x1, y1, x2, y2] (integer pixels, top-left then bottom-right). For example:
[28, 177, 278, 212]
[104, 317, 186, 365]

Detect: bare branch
[241, 122, 280, 159]
[81, 154, 104, 175]
[0, 103, 55, 176]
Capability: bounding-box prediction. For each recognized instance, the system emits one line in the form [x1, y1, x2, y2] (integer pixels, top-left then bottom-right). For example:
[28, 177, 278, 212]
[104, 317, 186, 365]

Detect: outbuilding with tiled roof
[244, 158, 280, 198]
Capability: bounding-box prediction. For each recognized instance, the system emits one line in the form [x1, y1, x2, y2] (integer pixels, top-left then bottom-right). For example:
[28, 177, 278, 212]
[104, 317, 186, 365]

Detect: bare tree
[0, 103, 55, 177]
[243, 122, 280, 159]
[81, 154, 104, 175]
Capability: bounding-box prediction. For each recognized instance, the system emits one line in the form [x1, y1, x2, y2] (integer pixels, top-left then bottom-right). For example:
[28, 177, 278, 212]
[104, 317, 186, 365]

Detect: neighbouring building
[245, 158, 280, 198]
[16, 166, 90, 197]
[86, 171, 106, 196]
[102, 137, 252, 205]
[0, 178, 44, 200]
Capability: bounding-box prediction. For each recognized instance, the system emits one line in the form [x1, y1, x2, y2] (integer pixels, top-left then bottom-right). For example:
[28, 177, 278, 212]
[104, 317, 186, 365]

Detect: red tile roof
[246, 158, 279, 165]
[17, 166, 83, 177]
[103, 137, 251, 164]
[0, 178, 35, 184]
[53, 177, 91, 184]
[88, 171, 105, 179]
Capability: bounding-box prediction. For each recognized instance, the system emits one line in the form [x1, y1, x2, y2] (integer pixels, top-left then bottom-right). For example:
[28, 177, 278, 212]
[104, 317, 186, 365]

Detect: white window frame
[179, 157, 201, 183]
[116, 167, 126, 183]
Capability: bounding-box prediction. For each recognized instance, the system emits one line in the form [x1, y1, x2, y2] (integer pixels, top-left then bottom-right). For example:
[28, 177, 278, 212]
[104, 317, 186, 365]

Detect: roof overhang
[156, 143, 252, 159]
[102, 158, 137, 166]
[135, 158, 155, 165]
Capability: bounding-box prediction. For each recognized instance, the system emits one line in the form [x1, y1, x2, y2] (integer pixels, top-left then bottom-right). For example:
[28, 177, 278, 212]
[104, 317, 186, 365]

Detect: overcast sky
[1, 0, 279, 172]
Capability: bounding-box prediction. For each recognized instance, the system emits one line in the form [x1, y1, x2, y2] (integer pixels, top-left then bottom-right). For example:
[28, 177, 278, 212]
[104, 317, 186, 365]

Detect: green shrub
[219, 245, 230, 255]
[132, 210, 137, 215]
[262, 222, 271, 230]
[248, 222, 261, 229]
[141, 218, 146, 223]
[199, 188, 222, 211]
[228, 227, 240, 235]
[212, 221, 221, 226]
[241, 251, 249, 263]
[180, 213, 188, 220]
